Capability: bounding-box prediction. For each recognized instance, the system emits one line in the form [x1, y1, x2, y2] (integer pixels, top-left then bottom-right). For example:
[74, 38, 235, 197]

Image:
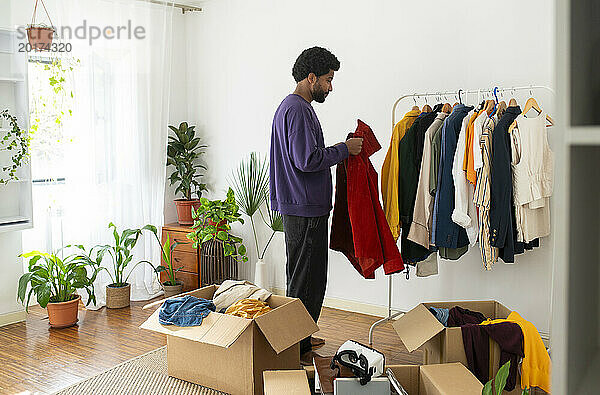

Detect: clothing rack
[368, 85, 555, 345]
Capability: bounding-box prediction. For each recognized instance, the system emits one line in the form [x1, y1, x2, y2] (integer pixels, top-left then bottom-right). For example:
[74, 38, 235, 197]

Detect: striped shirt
[473, 116, 499, 269]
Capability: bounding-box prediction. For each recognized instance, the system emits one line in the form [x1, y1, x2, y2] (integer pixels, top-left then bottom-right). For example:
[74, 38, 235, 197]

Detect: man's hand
[345, 137, 363, 155]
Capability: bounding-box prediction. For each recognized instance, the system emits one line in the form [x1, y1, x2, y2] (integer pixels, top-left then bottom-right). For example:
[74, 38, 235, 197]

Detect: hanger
[497, 101, 507, 117]
[458, 89, 463, 105]
[522, 96, 555, 126]
[422, 104, 432, 113]
[508, 88, 518, 107]
[411, 95, 419, 111]
[442, 103, 452, 113]
[488, 87, 499, 117]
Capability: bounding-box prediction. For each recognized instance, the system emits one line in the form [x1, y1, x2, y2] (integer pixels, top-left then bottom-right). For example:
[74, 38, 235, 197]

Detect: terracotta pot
[106, 283, 130, 309]
[46, 295, 80, 328]
[163, 281, 183, 298]
[174, 199, 201, 225]
[27, 26, 55, 51]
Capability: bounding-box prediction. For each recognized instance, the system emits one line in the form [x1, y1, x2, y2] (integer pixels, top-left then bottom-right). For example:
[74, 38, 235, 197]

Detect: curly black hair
[292, 47, 340, 83]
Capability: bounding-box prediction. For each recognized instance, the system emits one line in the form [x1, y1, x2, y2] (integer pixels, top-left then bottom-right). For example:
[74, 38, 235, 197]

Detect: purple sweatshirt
[270, 94, 349, 217]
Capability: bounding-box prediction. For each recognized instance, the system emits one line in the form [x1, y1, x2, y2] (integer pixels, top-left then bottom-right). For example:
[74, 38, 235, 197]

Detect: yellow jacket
[481, 311, 551, 393]
[381, 109, 420, 240]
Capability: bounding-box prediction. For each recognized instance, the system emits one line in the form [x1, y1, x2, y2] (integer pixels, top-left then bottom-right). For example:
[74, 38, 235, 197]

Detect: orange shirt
[462, 112, 479, 184]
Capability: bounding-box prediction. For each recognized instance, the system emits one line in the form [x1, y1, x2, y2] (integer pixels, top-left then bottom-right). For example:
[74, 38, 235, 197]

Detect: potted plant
[27, 0, 56, 51]
[1, 110, 30, 184]
[142, 224, 184, 297]
[167, 121, 208, 225]
[229, 152, 283, 288]
[90, 222, 150, 309]
[188, 188, 248, 284]
[17, 247, 102, 328]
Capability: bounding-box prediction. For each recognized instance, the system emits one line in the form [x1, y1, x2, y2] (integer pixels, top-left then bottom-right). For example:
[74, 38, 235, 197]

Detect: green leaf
[482, 380, 493, 395]
[238, 244, 246, 256]
[17, 273, 32, 303]
[494, 361, 511, 395]
[216, 231, 228, 241]
[37, 284, 52, 308]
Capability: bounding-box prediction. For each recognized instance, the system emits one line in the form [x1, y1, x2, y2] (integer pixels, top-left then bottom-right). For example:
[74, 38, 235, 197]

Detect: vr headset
[330, 340, 385, 385]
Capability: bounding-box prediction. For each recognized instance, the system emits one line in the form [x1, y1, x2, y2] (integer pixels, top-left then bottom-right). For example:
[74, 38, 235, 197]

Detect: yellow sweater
[381, 109, 419, 240]
[481, 311, 551, 393]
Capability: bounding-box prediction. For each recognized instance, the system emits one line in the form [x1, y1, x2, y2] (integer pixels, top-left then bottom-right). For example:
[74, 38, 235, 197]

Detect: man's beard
[312, 85, 328, 103]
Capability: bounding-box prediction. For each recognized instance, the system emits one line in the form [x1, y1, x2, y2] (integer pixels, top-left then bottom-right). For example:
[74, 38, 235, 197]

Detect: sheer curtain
[49, 0, 174, 308]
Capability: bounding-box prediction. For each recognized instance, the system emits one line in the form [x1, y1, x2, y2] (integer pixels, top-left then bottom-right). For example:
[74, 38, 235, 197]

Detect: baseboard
[0, 310, 26, 327]
[270, 286, 550, 344]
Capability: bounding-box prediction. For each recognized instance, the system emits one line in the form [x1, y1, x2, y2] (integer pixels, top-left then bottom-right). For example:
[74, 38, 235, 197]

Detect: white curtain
[41, 0, 174, 308]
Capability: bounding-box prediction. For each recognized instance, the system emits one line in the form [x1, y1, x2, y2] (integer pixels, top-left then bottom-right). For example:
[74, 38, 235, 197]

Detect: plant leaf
[494, 361, 511, 395]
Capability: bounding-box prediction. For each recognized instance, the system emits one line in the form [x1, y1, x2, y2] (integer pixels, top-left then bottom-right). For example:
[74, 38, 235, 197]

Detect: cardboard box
[391, 301, 522, 395]
[263, 370, 311, 395]
[141, 285, 319, 395]
[388, 363, 484, 394]
[264, 363, 483, 395]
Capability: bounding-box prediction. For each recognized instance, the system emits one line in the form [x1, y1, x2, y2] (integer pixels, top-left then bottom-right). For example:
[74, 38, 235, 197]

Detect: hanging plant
[0, 110, 30, 184]
[27, 0, 56, 52]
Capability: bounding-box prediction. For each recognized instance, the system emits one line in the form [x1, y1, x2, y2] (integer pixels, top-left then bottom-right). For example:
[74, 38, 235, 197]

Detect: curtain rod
[138, 0, 203, 14]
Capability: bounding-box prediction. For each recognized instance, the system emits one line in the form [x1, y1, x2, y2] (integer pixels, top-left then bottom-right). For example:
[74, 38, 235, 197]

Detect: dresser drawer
[168, 249, 197, 274]
[162, 230, 196, 254]
[160, 270, 199, 292]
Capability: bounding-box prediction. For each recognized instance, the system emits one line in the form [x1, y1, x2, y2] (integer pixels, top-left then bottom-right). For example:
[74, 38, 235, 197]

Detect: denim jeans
[158, 295, 216, 327]
[282, 214, 329, 354]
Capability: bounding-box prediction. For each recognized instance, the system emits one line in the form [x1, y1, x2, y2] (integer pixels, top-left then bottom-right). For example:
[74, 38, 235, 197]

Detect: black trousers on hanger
[282, 214, 329, 354]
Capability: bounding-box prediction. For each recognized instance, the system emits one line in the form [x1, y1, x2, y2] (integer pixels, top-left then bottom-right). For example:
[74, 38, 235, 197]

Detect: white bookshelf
[552, 0, 600, 393]
[0, 29, 32, 233]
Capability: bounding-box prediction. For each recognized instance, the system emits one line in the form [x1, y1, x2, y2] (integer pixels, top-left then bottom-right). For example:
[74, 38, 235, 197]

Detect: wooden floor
[0, 301, 421, 394]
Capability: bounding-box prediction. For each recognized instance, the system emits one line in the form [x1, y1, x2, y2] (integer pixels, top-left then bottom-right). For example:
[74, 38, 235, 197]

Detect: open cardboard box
[263, 363, 483, 395]
[391, 301, 524, 395]
[141, 284, 319, 395]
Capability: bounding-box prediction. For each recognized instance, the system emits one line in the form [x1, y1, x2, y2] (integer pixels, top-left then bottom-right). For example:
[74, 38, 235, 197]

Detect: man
[269, 46, 363, 363]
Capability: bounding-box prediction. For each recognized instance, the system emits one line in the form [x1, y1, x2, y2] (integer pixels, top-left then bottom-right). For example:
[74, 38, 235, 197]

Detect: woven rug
[53, 346, 228, 395]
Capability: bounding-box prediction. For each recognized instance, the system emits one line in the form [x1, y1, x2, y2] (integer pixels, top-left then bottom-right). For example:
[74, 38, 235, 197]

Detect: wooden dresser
[160, 223, 200, 292]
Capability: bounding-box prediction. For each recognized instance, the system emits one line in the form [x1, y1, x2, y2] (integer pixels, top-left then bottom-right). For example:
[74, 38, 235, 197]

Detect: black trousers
[282, 214, 329, 354]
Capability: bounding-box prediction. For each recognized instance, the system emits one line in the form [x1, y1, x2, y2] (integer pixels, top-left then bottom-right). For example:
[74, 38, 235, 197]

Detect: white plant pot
[254, 258, 268, 289]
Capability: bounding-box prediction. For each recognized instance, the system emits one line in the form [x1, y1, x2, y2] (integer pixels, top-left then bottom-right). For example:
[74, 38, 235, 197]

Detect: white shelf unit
[552, 0, 600, 394]
[0, 29, 32, 233]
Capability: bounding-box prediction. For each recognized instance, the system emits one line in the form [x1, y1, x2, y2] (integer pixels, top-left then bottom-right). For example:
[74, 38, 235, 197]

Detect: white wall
[181, 0, 555, 332]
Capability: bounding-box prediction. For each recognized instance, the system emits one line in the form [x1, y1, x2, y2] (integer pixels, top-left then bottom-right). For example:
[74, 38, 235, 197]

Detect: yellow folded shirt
[225, 298, 272, 319]
[480, 311, 551, 393]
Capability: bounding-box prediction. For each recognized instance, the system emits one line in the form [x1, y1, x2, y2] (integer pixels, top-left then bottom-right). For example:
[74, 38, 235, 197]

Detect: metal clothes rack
[368, 85, 555, 345]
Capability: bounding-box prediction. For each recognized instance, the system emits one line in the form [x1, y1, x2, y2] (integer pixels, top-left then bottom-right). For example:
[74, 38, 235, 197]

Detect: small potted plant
[90, 222, 151, 309]
[188, 188, 248, 284]
[17, 246, 102, 328]
[167, 122, 208, 225]
[229, 152, 283, 288]
[142, 224, 184, 297]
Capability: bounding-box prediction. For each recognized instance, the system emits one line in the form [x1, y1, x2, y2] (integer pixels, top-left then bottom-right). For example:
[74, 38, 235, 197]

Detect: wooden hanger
[484, 99, 495, 114]
[442, 103, 452, 114]
[508, 97, 518, 107]
[522, 97, 554, 126]
[422, 104, 432, 113]
[497, 101, 507, 117]
[411, 105, 420, 111]
[453, 102, 459, 108]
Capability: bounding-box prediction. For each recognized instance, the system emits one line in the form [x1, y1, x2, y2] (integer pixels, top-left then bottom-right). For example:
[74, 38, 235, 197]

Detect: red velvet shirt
[330, 120, 404, 278]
